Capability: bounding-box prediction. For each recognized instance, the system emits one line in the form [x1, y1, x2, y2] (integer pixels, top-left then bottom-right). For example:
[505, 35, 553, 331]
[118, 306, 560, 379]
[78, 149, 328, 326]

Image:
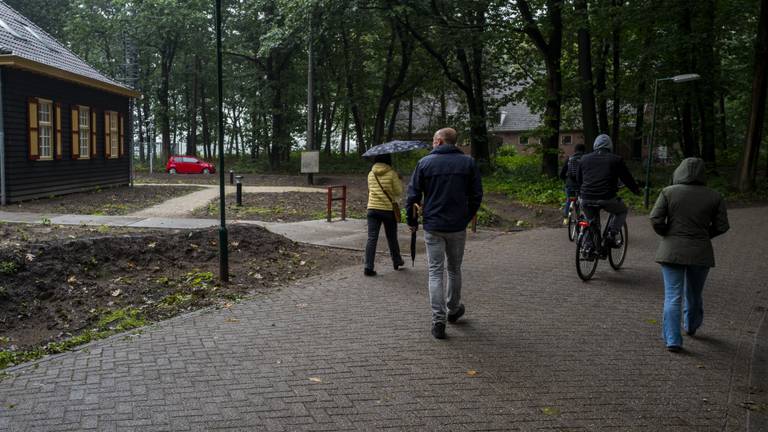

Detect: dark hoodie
[406, 144, 483, 232]
[577, 134, 640, 200]
[649, 158, 729, 267]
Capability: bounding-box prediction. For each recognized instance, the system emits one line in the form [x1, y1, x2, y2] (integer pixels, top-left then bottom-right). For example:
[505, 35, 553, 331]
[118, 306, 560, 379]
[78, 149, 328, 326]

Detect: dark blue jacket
[406, 145, 483, 232]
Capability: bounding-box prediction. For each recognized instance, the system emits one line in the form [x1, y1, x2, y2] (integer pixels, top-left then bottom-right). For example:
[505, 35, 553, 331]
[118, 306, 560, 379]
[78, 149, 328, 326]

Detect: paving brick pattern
[0, 207, 766, 431]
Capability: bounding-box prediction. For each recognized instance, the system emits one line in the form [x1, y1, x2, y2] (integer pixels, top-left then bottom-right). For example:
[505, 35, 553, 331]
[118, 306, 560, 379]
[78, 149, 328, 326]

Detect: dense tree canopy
[7, 0, 766, 187]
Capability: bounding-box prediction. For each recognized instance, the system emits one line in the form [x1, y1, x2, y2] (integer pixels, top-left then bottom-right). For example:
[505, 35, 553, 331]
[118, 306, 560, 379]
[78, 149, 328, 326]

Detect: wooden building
[0, 1, 139, 204]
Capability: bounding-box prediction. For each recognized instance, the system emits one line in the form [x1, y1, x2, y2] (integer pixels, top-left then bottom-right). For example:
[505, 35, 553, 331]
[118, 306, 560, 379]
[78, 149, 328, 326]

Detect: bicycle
[566, 196, 580, 242]
[575, 204, 629, 281]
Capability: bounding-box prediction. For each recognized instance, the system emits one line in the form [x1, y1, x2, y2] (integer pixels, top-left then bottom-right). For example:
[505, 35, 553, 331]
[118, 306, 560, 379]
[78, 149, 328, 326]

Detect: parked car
[166, 156, 216, 174]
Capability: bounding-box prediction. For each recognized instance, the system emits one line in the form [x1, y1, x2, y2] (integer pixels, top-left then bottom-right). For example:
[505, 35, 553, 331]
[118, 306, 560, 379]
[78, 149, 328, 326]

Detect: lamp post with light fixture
[643, 73, 701, 208]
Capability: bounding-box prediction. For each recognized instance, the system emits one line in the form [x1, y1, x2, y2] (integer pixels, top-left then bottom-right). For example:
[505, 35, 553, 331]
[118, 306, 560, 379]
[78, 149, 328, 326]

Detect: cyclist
[559, 143, 586, 224]
[576, 134, 640, 248]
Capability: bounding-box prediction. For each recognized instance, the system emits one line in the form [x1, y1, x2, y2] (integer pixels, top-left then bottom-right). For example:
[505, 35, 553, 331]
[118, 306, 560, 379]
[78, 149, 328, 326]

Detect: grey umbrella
[362, 140, 428, 157]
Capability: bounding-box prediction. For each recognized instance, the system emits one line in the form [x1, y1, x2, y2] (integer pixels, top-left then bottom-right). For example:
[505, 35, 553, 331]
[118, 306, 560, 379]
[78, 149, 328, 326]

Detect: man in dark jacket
[650, 158, 729, 352]
[577, 134, 640, 245]
[406, 128, 483, 339]
[560, 143, 586, 223]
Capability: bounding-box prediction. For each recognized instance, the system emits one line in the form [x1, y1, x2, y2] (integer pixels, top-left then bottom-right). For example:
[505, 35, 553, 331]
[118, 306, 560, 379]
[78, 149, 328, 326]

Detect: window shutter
[90, 111, 97, 158]
[71, 106, 80, 159]
[55, 103, 62, 160]
[119, 113, 125, 157]
[28, 97, 39, 160]
[104, 112, 111, 159]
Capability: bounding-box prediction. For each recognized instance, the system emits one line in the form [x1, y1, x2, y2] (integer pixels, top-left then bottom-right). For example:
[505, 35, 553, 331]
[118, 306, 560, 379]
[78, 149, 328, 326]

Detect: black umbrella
[411, 204, 421, 266]
[362, 140, 428, 157]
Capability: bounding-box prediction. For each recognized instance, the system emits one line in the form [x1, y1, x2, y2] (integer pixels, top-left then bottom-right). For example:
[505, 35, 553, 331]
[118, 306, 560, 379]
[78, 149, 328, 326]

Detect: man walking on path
[406, 128, 483, 339]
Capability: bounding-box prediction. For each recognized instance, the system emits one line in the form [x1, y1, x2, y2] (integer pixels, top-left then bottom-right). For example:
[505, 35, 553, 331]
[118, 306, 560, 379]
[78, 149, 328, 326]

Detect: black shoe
[667, 345, 683, 353]
[364, 268, 377, 277]
[447, 304, 465, 323]
[393, 257, 405, 270]
[431, 322, 446, 339]
[685, 328, 697, 337]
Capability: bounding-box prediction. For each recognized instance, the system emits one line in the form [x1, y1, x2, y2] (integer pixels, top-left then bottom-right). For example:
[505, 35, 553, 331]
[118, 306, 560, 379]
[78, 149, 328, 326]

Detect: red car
[166, 156, 216, 174]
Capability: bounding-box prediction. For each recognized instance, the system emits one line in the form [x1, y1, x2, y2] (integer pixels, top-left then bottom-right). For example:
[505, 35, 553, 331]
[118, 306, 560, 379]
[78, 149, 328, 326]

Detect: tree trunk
[158, 41, 176, 162]
[518, 0, 563, 177]
[595, 40, 610, 135]
[201, 82, 211, 159]
[387, 98, 401, 142]
[697, 0, 717, 166]
[678, 1, 699, 158]
[340, 105, 348, 155]
[610, 6, 621, 149]
[717, 94, 727, 150]
[737, 0, 768, 191]
[186, 56, 199, 156]
[137, 99, 145, 163]
[341, 29, 367, 154]
[408, 92, 414, 140]
[575, 0, 599, 150]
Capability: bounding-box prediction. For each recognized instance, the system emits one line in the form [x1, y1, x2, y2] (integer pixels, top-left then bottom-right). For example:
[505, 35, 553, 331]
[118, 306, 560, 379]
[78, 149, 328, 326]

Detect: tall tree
[517, 0, 564, 177]
[737, 0, 768, 191]
[574, 0, 599, 149]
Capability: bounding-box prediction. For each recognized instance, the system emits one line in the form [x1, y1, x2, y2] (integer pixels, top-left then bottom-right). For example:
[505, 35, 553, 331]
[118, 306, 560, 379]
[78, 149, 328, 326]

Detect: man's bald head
[433, 128, 458, 147]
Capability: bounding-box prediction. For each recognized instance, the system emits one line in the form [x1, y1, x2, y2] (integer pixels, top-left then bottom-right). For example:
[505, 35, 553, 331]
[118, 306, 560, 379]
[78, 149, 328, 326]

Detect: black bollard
[235, 175, 243, 206]
[229, 170, 234, 185]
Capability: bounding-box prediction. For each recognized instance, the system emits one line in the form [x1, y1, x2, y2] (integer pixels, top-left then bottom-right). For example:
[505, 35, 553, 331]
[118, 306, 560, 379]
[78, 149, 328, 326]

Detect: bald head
[433, 128, 457, 148]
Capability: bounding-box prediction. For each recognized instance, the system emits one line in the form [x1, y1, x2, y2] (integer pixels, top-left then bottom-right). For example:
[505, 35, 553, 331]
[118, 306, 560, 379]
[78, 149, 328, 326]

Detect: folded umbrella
[411, 204, 421, 266]
[362, 140, 428, 157]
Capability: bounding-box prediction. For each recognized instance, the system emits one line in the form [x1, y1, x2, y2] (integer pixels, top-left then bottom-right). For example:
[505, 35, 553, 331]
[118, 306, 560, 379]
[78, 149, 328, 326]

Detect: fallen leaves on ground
[541, 407, 560, 416]
[645, 318, 658, 325]
[309, 377, 322, 383]
[466, 369, 479, 377]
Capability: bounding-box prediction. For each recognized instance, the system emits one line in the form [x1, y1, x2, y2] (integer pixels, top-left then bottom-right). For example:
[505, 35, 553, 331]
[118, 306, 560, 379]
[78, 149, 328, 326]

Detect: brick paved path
[1, 207, 766, 431]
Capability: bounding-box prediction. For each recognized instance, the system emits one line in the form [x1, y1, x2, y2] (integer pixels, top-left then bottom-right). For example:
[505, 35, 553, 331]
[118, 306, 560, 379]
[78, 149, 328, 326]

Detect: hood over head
[672, 157, 707, 185]
[372, 162, 392, 175]
[593, 134, 613, 152]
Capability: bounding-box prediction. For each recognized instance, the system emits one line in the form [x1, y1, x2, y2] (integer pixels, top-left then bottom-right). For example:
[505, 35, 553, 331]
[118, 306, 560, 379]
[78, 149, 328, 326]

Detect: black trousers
[365, 209, 402, 270]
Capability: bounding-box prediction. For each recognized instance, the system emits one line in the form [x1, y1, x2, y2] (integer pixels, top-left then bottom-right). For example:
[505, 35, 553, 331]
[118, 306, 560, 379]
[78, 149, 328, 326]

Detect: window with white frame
[562, 135, 572, 146]
[109, 111, 118, 158]
[79, 107, 90, 158]
[38, 100, 53, 159]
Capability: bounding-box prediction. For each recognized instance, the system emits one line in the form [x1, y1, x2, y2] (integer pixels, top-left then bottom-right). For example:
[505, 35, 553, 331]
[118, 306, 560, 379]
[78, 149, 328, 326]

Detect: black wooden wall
[1, 67, 130, 203]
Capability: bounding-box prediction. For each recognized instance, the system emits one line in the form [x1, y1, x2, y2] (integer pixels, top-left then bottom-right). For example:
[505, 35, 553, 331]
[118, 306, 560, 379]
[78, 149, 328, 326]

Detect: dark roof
[0, 1, 135, 96]
[491, 102, 541, 132]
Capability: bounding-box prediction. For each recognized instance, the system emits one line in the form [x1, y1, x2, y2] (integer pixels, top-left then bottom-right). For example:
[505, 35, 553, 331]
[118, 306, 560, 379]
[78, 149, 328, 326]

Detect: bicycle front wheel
[609, 222, 628, 270]
[576, 231, 598, 281]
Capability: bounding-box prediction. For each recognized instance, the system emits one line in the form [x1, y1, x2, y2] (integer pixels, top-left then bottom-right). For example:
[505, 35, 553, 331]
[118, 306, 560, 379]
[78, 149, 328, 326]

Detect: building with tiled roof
[0, 0, 138, 204]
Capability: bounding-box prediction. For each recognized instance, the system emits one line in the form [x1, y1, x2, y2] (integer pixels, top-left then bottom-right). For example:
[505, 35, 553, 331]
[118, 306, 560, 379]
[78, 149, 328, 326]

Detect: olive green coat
[649, 158, 729, 267]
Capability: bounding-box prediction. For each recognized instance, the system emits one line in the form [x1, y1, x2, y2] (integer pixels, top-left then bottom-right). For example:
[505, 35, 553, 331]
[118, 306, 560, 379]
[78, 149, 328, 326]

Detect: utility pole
[215, 0, 228, 282]
[306, 4, 316, 185]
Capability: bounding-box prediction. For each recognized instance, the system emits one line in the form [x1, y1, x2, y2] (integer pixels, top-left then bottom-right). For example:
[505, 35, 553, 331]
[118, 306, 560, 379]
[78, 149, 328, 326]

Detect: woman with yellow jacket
[364, 154, 405, 276]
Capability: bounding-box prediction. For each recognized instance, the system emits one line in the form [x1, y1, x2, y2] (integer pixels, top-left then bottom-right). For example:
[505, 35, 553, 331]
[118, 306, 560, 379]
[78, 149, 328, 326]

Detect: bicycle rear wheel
[576, 230, 598, 281]
[567, 210, 578, 241]
[608, 222, 628, 270]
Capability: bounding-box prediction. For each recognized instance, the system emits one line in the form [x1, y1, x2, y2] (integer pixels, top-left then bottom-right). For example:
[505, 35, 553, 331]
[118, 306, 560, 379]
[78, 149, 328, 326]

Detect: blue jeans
[425, 230, 466, 324]
[563, 187, 578, 217]
[661, 264, 710, 348]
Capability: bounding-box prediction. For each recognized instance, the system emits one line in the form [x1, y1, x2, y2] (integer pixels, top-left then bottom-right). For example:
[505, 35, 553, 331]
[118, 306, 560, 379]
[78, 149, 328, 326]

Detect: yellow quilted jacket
[367, 163, 403, 211]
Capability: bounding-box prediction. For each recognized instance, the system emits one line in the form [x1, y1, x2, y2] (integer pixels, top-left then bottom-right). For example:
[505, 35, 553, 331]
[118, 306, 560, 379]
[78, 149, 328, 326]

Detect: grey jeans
[424, 230, 467, 324]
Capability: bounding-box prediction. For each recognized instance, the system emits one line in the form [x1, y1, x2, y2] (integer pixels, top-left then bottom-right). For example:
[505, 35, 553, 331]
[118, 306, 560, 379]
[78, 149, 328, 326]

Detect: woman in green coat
[649, 158, 729, 352]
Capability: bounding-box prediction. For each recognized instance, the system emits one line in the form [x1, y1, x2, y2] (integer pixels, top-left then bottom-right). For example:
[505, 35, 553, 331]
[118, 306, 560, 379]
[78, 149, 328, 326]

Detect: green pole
[215, 0, 228, 282]
[643, 79, 660, 209]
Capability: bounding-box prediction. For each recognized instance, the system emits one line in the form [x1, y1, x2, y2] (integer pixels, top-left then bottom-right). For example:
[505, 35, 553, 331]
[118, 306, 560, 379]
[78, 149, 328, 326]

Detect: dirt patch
[192, 191, 367, 222]
[481, 192, 564, 230]
[2, 185, 204, 216]
[0, 223, 358, 367]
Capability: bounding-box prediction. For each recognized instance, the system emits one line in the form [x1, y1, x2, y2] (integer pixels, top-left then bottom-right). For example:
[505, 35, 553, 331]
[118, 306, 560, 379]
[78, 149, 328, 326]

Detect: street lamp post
[643, 73, 701, 208]
[215, 0, 228, 282]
